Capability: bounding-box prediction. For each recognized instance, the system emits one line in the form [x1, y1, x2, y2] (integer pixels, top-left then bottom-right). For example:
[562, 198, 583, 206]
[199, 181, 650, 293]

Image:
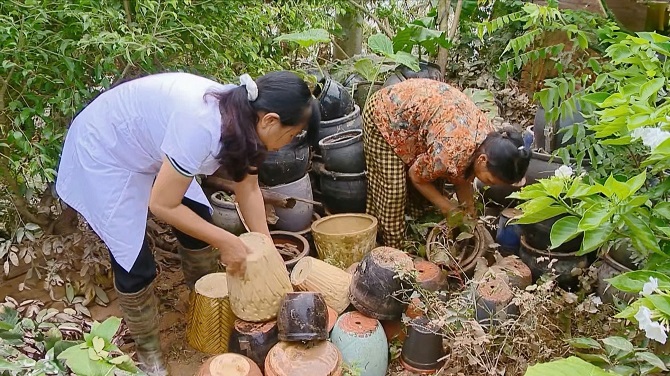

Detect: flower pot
[349, 247, 414, 320]
[313, 77, 355, 121]
[608, 240, 638, 271]
[186, 273, 236, 354]
[413, 259, 447, 292]
[227, 233, 294, 322]
[475, 273, 518, 329]
[312, 105, 363, 149]
[318, 129, 365, 174]
[519, 235, 591, 291]
[383, 72, 405, 88]
[327, 306, 338, 333]
[266, 173, 314, 232]
[210, 191, 246, 235]
[228, 320, 279, 371]
[495, 208, 523, 256]
[523, 126, 534, 149]
[345, 262, 360, 275]
[398, 61, 443, 81]
[352, 81, 384, 110]
[521, 214, 583, 253]
[290, 256, 353, 314]
[330, 311, 388, 376]
[311, 213, 378, 269]
[597, 253, 637, 305]
[270, 231, 310, 271]
[277, 292, 329, 342]
[259, 140, 310, 186]
[265, 341, 343, 376]
[380, 319, 405, 343]
[489, 256, 533, 290]
[318, 168, 367, 214]
[400, 317, 445, 374]
[426, 223, 493, 277]
[197, 353, 263, 376]
[534, 103, 588, 153]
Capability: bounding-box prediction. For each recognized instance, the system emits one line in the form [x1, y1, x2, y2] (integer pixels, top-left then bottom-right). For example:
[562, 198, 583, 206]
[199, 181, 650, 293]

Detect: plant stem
[347, 0, 394, 39]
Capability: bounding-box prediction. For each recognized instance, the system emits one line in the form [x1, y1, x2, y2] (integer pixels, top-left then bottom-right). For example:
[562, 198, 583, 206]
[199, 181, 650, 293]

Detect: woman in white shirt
[55, 71, 319, 375]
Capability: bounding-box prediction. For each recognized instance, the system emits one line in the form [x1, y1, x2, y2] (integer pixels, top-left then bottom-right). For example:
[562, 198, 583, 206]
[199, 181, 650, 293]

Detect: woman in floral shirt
[363, 78, 531, 249]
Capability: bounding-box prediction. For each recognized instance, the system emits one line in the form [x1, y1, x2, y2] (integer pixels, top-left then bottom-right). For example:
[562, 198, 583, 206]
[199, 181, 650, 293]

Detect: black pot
[312, 105, 362, 149]
[343, 73, 365, 88]
[318, 167, 367, 214]
[277, 292, 329, 342]
[259, 140, 310, 186]
[398, 61, 443, 81]
[383, 72, 405, 88]
[534, 103, 591, 153]
[352, 81, 384, 110]
[597, 254, 636, 305]
[519, 235, 591, 291]
[228, 320, 279, 371]
[400, 317, 445, 373]
[608, 240, 638, 270]
[318, 129, 365, 173]
[313, 77, 355, 121]
[521, 214, 583, 253]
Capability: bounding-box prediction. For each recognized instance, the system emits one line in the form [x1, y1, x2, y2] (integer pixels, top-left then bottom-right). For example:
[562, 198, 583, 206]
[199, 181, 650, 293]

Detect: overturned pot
[318, 129, 365, 174]
[277, 292, 329, 342]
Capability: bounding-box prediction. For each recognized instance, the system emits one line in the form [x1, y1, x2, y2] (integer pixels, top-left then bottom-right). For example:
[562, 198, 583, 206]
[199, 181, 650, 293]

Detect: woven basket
[186, 272, 236, 354]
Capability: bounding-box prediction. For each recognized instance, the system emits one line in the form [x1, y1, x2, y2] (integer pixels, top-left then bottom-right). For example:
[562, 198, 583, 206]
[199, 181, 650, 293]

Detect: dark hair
[209, 71, 319, 182]
[475, 126, 532, 184]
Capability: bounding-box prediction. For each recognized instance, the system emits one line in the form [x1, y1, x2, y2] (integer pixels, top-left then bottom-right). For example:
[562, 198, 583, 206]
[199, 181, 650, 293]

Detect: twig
[347, 0, 394, 38]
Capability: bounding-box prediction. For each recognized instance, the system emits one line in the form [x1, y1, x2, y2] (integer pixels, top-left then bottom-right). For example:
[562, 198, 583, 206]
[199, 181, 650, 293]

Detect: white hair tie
[239, 74, 258, 102]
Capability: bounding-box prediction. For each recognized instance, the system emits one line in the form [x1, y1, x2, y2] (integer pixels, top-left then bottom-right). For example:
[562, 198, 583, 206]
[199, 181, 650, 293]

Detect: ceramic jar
[265, 341, 343, 376]
[228, 320, 280, 371]
[186, 273, 236, 354]
[330, 311, 388, 376]
[400, 318, 445, 374]
[277, 292, 329, 342]
[197, 353, 263, 376]
[290, 256, 352, 314]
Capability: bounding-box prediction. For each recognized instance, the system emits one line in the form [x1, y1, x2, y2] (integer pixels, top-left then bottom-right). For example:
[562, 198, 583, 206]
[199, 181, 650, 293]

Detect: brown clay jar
[414, 259, 447, 291]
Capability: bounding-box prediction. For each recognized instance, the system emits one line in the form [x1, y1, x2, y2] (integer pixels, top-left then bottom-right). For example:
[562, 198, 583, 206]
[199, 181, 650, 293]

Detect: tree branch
[448, 0, 464, 41]
[347, 0, 394, 39]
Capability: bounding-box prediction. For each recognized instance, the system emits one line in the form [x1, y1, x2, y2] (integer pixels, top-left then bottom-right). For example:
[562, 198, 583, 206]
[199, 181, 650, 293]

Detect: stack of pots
[311, 76, 367, 214]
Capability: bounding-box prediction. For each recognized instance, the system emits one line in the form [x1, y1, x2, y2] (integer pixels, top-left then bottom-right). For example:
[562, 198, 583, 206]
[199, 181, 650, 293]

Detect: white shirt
[56, 72, 234, 271]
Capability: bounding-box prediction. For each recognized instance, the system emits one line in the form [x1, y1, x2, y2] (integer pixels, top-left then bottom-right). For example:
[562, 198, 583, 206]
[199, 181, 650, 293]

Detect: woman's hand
[215, 236, 251, 278]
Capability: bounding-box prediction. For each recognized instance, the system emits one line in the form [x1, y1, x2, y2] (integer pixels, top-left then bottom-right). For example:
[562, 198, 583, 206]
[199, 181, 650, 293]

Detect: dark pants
[111, 197, 212, 293]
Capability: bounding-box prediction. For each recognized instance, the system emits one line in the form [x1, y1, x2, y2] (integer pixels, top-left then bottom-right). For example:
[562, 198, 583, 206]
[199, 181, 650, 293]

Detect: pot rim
[520, 235, 586, 258]
[270, 231, 310, 267]
[318, 129, 363, 150]
[317, 165, 367, 180]
[425, 223, 487, 271]
[210, 191, 236, 209]
[263, 172, 310, 190]
[310, 213, 378, 236]
[602, 252, 633, 273]
[319, 104, 361, 127]
[532, 150, 591, 165]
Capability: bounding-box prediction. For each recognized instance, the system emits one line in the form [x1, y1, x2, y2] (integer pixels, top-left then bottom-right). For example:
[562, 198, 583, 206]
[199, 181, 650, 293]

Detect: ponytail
[478, 126, 532, 184]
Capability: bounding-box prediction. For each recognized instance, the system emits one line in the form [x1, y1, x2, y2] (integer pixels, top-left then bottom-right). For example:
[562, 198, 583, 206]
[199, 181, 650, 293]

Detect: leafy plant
[524, 356, 614, 376]
[392, 13, 451, 60]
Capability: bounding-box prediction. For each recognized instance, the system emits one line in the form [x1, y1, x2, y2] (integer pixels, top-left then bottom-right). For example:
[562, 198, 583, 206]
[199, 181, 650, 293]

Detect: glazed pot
[319, 168, 367, 214]
[313, 105, 362, 149]
[352, 81, 384, 110]
[349, 247, 414, 320]
[597, 253, 637, 305]
[290, 256, 353, 314]
[495, 208, 523, 256]
[318, 129, 365, 174]
[330, 311, 388, 376]
[311, 213, 378, 269]
[534, 102, 589, 153]
[521, 214, 583, 253]
[259, 139, 310, 186]
[266, 173, 314, 232]
[426, 223, 493, 277]
[210, 191, 246, 236]
[519, 235, 591, 291]
[265, 341, 343, 376]
[383, 72, 405, 88]
[270, 231, 310, 271]
[398, 61, 443, 81]
[277, 292, 329, 341]
[400, 317, 445, 374]
[228, 320, 280, 371]
[313, 77, 355, 121]
[197, 353, 263, 376]
[187, 273, 236, 354]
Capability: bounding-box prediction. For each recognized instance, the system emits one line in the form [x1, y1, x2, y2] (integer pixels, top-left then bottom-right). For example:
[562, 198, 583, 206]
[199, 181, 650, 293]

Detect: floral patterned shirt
[370, 78, 493, 185]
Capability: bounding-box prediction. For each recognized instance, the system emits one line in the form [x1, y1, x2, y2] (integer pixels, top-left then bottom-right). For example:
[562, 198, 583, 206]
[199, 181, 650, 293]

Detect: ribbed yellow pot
[186, 272, 236, 354]
[290, 256, 352, 314]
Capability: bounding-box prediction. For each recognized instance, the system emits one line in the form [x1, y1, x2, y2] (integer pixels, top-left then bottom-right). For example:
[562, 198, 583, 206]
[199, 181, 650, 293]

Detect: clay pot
[311, 213, 378, 269]
[349, 247, 414, 320]
[534, 102, 588, 153]
[608, 240, 639, 270]
[426, 223, 493, 277]
[346, 262, 360, 274]
[398, 61, 443, 81]
[330, 311, 388, 376]
[227, 233, 294, 322]
[187, 273, 236, 354]
[290, 256, 353, 314]
[313, 77, 355, 121]
[597, 253, 637, 305]
[318, 129, 365, 174]
[266, 173, 314, 232]
[259, 139, 310, 186]
[312, 105, 362, 151]
[383, 72, 405, 87]
[400, 317, 445, 374]
[413, 259, 447, 292]
[352, 81, 384, 110]
[475, 273, 518, 328]
[327, 306, 338, 333]
[210, 191, 246, 236]
[405, 297, 424, 320]
[228, 320, 279, 371]
[265, 341, 343, 376]
[319, 168, 367, 214]
[197, 353, 263, 376]
[270, 231, 310, 271]
[519, 235, 591, 291]
[277, 292, 329, 341]
[521, 214, 583, 253]
[380, 319, 405, 342]
[490, 256, 533, 290]
[495, 208, 523, 256]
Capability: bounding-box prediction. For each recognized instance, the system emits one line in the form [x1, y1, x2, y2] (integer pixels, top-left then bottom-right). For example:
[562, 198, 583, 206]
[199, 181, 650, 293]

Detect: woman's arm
[408, 167, 457, 215]
[149, 156, 249, 276]
[232, 172, 271, 238]
[454, 182, 476, 217]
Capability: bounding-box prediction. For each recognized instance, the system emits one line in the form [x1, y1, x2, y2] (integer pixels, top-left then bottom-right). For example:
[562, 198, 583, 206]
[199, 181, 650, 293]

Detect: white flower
[642, 277, 659, 297]
[635, 306, 668, 344]
[554, 165, 574, 178]
[631, 127, 670, 150]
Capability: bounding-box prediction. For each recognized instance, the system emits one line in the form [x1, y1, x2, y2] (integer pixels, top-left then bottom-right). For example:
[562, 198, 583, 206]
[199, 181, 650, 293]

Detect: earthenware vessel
[318, 129, 365, 173]
[400, 317, 445, 373]
[186, 273, 236, 354]
[270, 231, 310, 271]
[311, 213, 378, 269]
[197, 353, 263, 376]
[330, 311, 388, 376]
[518, 235, 590, 291]
[265, 341, 343, 376]
[290, 256, 352, 314]
[228, 320, 279, 371]
[277, 292, 329, 341]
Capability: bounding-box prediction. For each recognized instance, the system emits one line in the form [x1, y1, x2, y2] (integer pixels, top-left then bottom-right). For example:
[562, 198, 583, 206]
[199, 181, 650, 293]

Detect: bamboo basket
[186, 273, 236, 354]
[227, 232, 293, 322]
[290, 256, 352, 314]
